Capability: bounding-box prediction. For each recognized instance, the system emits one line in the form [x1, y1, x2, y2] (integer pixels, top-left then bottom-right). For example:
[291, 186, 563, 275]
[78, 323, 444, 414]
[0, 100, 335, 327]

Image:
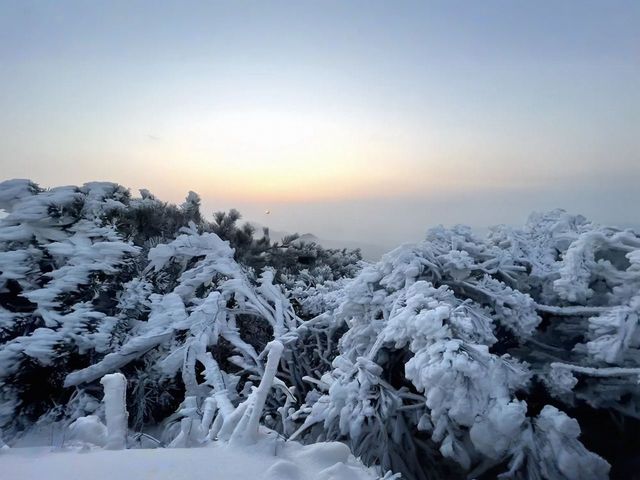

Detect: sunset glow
[1, 1, 638, 243]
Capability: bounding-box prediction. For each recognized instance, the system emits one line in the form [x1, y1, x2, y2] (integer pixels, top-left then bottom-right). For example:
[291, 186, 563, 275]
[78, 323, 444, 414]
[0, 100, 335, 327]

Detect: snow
[0, 179, 633, 479]
[1, 438, 380, 480]
[239, 340, 284, 445]
[100, 373, 128, 450]
[67, 415, 107, 447]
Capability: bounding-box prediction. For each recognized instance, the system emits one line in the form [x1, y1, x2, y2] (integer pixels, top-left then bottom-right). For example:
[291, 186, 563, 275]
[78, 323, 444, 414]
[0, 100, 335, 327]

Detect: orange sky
[1, 2, 638, 244]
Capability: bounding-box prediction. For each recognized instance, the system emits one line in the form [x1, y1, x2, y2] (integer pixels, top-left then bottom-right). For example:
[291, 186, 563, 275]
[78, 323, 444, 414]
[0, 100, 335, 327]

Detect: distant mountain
[250, 223, 388, 261]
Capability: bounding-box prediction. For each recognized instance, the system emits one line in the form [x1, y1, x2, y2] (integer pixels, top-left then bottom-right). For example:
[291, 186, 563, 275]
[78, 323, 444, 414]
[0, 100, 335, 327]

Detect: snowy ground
[2, 438, 380, 480]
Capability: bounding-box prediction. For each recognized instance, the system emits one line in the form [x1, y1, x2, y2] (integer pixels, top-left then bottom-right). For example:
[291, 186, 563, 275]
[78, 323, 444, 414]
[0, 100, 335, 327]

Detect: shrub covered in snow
[0, 180, 638, 479]
[286, 210, 639, 479]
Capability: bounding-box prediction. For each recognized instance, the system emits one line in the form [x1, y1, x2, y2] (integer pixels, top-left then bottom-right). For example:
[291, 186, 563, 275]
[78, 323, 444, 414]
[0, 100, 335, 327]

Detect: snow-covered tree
[1, 179, 637, 480]
[286, 210, 639, 479]
[0, 180, 140, 431]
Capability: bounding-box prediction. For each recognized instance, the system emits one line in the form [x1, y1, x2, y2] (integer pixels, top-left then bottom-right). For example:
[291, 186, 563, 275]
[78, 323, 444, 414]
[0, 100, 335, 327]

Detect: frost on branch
[502, 406, 610, 480]
[0, 180, 636, 479]
[287, 211, 631, 479]
[63, 224, 299, 447]
[215, 340, 284, 446]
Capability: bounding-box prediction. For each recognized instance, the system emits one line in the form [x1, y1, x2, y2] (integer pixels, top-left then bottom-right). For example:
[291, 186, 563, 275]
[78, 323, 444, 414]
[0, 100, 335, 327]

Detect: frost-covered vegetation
[0, 179, 638, 479]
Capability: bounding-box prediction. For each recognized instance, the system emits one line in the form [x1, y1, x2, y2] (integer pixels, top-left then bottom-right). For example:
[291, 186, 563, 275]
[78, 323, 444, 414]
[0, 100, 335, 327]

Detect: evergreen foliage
[0, 180, 638, 479]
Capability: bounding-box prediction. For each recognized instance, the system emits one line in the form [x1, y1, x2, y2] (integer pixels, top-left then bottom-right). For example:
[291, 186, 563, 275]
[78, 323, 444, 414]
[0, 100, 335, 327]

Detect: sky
[1, 1, 638, 247]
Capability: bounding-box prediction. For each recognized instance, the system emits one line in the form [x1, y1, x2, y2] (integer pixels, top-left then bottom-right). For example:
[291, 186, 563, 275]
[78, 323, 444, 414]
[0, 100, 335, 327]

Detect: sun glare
[134, 109, 415, 203]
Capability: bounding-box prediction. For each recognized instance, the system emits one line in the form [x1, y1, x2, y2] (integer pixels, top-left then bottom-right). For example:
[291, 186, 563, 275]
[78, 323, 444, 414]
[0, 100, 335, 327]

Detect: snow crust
[1, 437, 379, 480]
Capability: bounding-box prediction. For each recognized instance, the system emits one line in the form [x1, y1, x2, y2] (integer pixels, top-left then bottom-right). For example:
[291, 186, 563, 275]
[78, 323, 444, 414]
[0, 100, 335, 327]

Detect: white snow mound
[2, 437, 380, 480]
